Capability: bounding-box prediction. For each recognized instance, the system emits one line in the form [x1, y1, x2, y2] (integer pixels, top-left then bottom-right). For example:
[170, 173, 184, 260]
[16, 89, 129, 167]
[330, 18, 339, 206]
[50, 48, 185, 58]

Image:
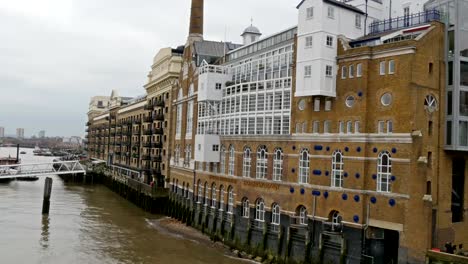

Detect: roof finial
[250, 17, 253, 26]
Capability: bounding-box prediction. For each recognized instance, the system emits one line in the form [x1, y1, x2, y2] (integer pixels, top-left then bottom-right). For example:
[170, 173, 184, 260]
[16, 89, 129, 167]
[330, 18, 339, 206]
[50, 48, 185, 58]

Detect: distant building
[16, 128, 24, 139]
[0, 127, 4, 138]
[38, 130, 46, 138]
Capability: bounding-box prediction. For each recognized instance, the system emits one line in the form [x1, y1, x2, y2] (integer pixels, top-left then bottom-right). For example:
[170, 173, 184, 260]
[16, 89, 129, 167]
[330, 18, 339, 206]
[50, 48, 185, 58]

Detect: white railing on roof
[199, 64, 229, 75]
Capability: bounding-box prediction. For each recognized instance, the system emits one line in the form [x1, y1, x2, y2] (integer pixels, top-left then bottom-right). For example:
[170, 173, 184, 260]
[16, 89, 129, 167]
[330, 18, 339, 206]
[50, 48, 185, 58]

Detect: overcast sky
[0, 0, 298, 137]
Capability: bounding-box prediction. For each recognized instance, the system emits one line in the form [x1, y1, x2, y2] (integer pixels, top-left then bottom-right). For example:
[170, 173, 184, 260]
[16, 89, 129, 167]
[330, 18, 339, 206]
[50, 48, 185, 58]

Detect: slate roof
[193, 41, 242, 57]
[297, 0, 365, 15]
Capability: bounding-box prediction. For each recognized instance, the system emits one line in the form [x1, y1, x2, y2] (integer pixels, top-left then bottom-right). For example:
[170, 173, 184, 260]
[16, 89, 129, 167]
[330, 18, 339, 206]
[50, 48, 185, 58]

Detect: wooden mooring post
[42, 177, 53, 214]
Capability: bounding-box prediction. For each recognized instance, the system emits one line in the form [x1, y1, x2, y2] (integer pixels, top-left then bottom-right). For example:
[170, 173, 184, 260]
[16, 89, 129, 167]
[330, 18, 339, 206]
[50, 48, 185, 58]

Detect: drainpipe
[311, 195, 317, 246]
[364, 0, 368, 35]
[16, 144, 20, 163]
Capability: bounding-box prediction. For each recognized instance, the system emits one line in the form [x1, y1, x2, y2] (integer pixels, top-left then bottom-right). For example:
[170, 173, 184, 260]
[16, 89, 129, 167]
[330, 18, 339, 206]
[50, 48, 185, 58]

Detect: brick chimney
[188, 0, 204, 43]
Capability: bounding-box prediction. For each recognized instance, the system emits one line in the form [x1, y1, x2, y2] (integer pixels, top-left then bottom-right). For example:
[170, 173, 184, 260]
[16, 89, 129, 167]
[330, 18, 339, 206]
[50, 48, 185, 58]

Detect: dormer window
[327, 6, 335, 19]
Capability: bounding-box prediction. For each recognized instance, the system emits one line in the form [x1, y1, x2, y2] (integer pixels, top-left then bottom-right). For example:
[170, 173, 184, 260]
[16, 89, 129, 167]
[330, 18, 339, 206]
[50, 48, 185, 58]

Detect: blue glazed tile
[389, 199, 396, 207]
[357, 147, 362, 152]
[314, 145, 323, 151]
[292, 168, 296, 173]
[342, 193, 348, 200]
[290, 187, 295, 193]
[370, 197, 377, 204]
[324, 191, 329, 199]
[355, 173, 360, 179]
[392, 148, 397, 154]
[358, 91, 363, 97]
[312, 190, 321, 196]
[326, 146, 330, 151]
[373, 147, 378, 153]
[325, 171, 330, 176]
[345, 147, 349, 152]
[344, 172, 348, 178]
[391, 175, 396, 182]
[372, 174, 377, 180]
[313, 170, 322, 176]
[292, 146, 296, 150]
[353, 215, 360, 223]
[300, 188, 305, 195]
[354, 195, 360, 202]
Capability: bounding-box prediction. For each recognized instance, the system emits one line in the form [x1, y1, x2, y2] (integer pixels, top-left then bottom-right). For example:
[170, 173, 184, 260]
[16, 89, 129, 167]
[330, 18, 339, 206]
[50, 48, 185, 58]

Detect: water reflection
[40, 216, 50, 249]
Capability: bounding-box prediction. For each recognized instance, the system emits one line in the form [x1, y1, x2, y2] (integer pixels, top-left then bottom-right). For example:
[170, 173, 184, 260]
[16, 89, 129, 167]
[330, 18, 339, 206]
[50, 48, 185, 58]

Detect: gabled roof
[297, 0, 365, 15]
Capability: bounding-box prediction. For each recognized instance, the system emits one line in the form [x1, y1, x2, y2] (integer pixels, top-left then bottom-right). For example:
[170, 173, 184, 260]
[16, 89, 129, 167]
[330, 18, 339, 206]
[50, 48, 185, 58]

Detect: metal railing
[369, 10, 441, 35]
[0, 161, 86, 179]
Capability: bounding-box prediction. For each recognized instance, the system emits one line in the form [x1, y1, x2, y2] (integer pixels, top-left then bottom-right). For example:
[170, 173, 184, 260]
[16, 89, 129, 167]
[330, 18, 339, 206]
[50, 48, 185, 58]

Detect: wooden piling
[42, 177, 53, 214]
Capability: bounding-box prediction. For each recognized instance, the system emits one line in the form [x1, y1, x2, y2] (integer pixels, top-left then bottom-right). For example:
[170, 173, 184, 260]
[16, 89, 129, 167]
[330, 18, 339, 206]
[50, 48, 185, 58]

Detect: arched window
[243, 147, 251, 177]
[273, 148, 283, 181]
[197, 180, 203, 203]
[299, 149, 310, 184]
[227, 186, 234, 214]
[219, 185, 225, 211]
[377, 151, 392, 192]
[228, 145, 235, 176]
[255, 199, 265, 221]
[220, 145, 226, 174]
[329, 210, 343, 232]
[424, 94, 438, 112]
[211, 183, 217, 208]
[297, 205, 308, 225]
[184, 145, 191, 167]
[204, 182, 209, 206]
[242, 198, 250, 218]
[174, 145, 180, 165]
[186, 184, 190, 199]
[332, 151, 344, 188]
[272, 203, 281, 225]
[256, 146, 267, 179]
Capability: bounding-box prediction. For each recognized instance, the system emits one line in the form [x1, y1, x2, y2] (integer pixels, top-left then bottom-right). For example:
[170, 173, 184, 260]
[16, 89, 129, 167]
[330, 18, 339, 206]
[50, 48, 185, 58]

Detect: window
[255, 199, 265, 221]
[176, 104, 182, 135]
[387, 121, 393, 133]
[211, 183, 217, 208]
[174, 145, 180, 165]
[325, 99, 332, 111]
[355, 121, 361, 134]
[219, 185, 224, 210]
[355, 14, 362, 28]
[327, 6, 334, 19]
[215, 83, 222, 90]
[212, 145, 219, 151]
[346, 121, 353, 134]
[197, 180, 203, 203]
[184, 145, 192, 166]
[403, 7, 410, 26]
[377, 152, 392, 192]
[256, 146, 267, 179]
[381, 93, 392, 106]
[304, 66, 312, 77]
[228, 146, 235, 176]
[332, 151, 344, 188]
[220, 146, 226, 174]
[388, 60, 395, 74]
[326, 65, 333, 77]
[186, 100, 193, 135]
[324, 121, 331, 133]
[339, 121, 345, 134]
[326, 36, 333, 47]
[204, 182, 209, 205]
[425, 94, 438, 113]
[345, 96, 355, 108]
[378, 121, 385, 134]
[313, 121, 320, 134]
[242, 198, 250, 218]
[341, 66, 347, 79]
[299, 149, 310, 184]
[227, 186, 234, 214]
[305, 36, 313, 48]
[349, 65, 354, 78]
[273, 148, 283, 181]
[357, 63, 363, 77]
[306, 7, 314, 19]
[380, 61, 386, 75]
[314, 98, 320, 112]
[272, 204, 280, 225]
[298, 206, 308, 225]
[243, 147, 251, 177]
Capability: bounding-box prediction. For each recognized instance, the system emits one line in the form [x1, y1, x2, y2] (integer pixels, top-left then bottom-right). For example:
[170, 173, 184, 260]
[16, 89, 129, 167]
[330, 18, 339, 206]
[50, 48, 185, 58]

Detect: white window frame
[326, 35, 333, 47]
[272, 204, 281, 225]
[332, 151, 344, 188]
[355, 121, 361, 134]
[347, 121, 353, 134]
[324, 120, 331, 133]
[378, 121, 385, 134]
[326, 65, 333, 77]
[304, 65, 312, 78]
[227, 187, 234, 214]
[219, 185, 224, 211]
[299, 149, 310, 184]
[306, 7, 314, 19]
[355, 14, 362, 29]
[387, 120, 393, 134]
[380, 61, 386, 75]
[341, 66, 347, 79]
[299, 206, 308, 225]
[377, 152, 392, 192]
[314, 98, 320, 112]
[215, 83, 222, 90]
[228, 146, 235, 176]
[327, 6, 334, 19]
[349, 64, 354, 78]
[325, 99, 332, 111]
[256, 146, 267, 179]
[313, 121, 320, 134]
[339, 121, 345, 134]
[243, 147, 251, 177]
[305, 36, 313, 48]
[242, 198, 250, 218]
[198, 181, 203, 203]
[220, 146, 226, 174]
[273, 148, 283, 181]
[211, 184, 217, 208]
[255, 199, 265, 222]
[357, 63, 363, 77]
[388, 60, 395, 74]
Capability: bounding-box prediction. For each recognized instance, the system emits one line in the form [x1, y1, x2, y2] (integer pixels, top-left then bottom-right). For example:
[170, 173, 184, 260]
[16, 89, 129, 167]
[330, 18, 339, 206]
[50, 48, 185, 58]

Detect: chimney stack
[188, 0, 204, 43]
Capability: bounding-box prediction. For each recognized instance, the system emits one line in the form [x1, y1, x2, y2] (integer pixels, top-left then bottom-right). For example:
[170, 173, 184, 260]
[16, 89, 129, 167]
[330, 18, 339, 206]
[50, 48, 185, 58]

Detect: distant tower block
[241, 21, 262, 45]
